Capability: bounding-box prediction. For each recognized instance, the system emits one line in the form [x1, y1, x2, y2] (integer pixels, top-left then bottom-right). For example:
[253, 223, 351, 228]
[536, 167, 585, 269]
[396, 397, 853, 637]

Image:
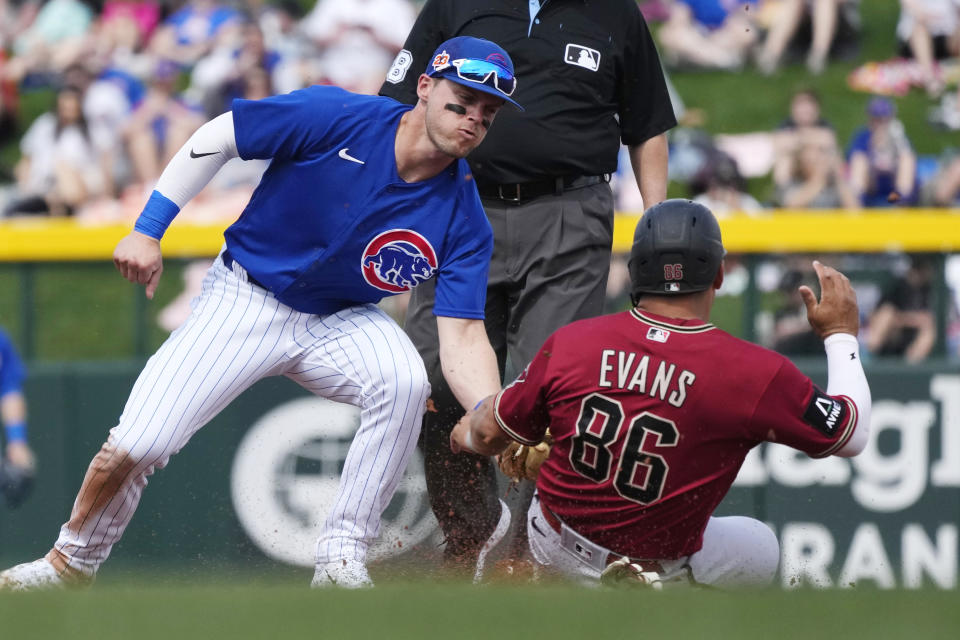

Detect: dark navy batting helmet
[628, 199, 725, 301]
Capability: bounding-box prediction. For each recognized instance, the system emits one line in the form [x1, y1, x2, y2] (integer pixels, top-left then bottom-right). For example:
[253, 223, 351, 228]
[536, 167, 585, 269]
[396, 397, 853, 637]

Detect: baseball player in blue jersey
[0, 36, 521, 590]
[0, 328, 36, 508]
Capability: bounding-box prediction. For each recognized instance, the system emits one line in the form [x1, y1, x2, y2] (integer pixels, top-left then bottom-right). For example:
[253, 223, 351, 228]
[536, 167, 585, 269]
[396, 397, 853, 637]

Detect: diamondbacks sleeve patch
[803, 387, 849, 437]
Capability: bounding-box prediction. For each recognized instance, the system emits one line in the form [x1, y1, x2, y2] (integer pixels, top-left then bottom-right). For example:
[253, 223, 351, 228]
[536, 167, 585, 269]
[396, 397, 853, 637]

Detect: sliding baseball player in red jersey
[452, 199, 871, 587]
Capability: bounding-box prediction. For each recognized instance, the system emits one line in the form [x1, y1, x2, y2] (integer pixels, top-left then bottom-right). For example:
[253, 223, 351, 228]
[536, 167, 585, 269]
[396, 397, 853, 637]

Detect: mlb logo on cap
[425, 36, 524, 111]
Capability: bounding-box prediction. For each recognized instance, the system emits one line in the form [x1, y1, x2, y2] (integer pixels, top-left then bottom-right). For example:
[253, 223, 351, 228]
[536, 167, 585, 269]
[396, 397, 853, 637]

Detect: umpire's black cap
[628, 199, 725, 300]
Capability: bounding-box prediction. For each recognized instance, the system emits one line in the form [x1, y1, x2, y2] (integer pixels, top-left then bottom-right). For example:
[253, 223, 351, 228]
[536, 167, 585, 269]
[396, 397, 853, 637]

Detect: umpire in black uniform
[380, 0, 676, 573]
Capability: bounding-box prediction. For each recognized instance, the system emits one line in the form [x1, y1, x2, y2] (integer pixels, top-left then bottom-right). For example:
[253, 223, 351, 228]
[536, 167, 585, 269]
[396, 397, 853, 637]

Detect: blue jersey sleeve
[0, 330, 25, 397]
[232, 86, 347, 161]
[433, 183, 493, 319]
[846, 127, 870, 160]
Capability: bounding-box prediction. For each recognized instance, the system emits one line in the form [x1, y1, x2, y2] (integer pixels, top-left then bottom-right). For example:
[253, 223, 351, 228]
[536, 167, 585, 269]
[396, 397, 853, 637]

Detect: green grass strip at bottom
[0, 582, 956, 640]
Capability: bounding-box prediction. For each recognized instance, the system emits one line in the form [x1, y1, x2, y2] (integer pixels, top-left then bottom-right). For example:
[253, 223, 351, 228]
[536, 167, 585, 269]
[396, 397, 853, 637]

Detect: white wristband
[461, 429, 477, 454]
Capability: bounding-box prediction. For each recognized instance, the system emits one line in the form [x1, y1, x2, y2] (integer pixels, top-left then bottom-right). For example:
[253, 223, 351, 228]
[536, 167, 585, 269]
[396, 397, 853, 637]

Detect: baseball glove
[497, 430, 553, 482]
[0, 460, 35, 509]
[600, 557, 663, 590]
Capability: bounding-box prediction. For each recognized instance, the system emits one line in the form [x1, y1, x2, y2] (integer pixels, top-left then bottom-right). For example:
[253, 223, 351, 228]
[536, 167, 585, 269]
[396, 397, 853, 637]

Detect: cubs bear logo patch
[361, 229, 438, 293]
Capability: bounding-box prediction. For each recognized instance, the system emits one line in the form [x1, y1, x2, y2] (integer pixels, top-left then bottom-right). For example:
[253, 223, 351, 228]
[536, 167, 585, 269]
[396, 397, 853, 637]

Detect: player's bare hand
[113, 231, 163, 299]
[449, 415, 476, 454]
[6, 441, 36, 471]
[799, 260, 859, 339]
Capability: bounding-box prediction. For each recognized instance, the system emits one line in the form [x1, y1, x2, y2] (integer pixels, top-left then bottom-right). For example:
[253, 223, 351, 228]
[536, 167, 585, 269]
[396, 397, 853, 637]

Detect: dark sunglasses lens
[495, 76, 516, 96]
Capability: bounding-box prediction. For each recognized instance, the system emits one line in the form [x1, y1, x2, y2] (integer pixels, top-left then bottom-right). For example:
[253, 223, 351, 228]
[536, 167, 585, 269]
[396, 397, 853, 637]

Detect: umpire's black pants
[403, 181, 615, 566]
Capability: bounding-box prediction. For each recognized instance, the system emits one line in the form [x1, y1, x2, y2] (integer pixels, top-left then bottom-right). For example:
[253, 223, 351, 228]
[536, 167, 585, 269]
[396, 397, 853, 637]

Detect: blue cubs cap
[867, 96, 895, 118]
[425, 36, 524, 111]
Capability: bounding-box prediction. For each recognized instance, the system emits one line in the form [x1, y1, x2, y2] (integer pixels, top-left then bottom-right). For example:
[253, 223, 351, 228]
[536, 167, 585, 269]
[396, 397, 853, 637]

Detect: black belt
[476, 174, 610, 203]
[222, 249, 267, 289]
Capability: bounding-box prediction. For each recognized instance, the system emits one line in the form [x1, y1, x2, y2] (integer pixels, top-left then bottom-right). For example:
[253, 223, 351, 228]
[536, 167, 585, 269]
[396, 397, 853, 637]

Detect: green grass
[0, 581, 956, 640]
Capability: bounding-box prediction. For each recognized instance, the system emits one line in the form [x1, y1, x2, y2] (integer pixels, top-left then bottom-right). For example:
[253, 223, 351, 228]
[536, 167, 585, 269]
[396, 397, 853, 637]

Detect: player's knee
[702, 516, 780, 588]
[90, 443, 134, 475]
[746, 519, 780, 586]
[103, 436, 168, 471]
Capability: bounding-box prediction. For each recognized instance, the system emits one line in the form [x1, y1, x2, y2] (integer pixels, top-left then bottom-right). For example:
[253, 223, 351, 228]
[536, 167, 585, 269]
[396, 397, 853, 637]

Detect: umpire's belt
[476, 174, 610, 203]
[222, 249, 268, 290]
[538, 498, 664, 573]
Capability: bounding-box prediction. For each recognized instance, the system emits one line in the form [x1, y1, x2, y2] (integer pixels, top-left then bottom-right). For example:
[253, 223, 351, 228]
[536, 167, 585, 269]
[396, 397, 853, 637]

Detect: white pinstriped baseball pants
[52, 256, 430, 575]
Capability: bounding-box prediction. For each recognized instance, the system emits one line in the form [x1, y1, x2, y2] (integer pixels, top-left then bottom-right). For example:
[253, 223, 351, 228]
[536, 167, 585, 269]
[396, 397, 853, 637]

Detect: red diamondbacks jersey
[494, 309, 858, 560]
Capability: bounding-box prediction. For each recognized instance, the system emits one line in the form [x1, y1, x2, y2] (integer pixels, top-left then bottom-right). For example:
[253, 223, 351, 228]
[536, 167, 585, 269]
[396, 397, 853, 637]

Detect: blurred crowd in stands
[0, 0, 418, 219]
[620, 0, 960, 214]
[3, 0, 960, 218]
[0, 0, 958, 361]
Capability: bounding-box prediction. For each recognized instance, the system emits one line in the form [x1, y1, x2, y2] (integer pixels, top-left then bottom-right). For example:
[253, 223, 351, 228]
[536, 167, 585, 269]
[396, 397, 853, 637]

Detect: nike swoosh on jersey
[190, 149, 218, 158]
[338, 148, 365, 165]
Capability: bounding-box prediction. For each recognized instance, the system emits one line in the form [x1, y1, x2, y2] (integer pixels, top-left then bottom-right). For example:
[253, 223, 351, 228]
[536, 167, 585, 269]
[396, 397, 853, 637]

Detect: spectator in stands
[100, 0, 162, 44]
[190, 21, 281, 117]
[2, 0, 95, 84]
[896, 0, 959, 97]
[147, 0, 244, 67]
[0, 49, 18, 181]
[756, 0, 860, 75]
[867, 254, 936, 363]
[300, 0, 416, 94]
[236, 0, 310, 94]
[5, 84, 104, 216]
[690, 152, 764, 216]
[929, 83, 960, 131]
[62, 63, 144, 198]
[92, 0, 161, 79]
[242, 0, 298, 46]
[657, 0, 760, 71]
[772, 89, 837, 191]
[771, 267, 823, 355]
[603, 254, 635, 314]
[0, 0, 40, 53]
[124, 60, 204, 187]
[931, 152, 960, 206]
[776, 137, 859, 209]
[847, 97, 917, 207]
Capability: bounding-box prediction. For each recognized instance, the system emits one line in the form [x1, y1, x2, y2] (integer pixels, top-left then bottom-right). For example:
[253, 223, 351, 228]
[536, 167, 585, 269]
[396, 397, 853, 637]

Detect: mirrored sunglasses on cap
[447, 58, 517, 97]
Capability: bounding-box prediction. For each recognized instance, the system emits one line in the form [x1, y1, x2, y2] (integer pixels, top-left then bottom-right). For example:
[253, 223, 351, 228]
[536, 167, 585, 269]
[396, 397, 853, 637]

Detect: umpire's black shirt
[380, 0, 677, 185]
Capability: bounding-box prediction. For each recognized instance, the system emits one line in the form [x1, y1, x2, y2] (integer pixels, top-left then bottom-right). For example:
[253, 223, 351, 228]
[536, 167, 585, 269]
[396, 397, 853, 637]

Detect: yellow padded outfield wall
[1, 209, 959, 261]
